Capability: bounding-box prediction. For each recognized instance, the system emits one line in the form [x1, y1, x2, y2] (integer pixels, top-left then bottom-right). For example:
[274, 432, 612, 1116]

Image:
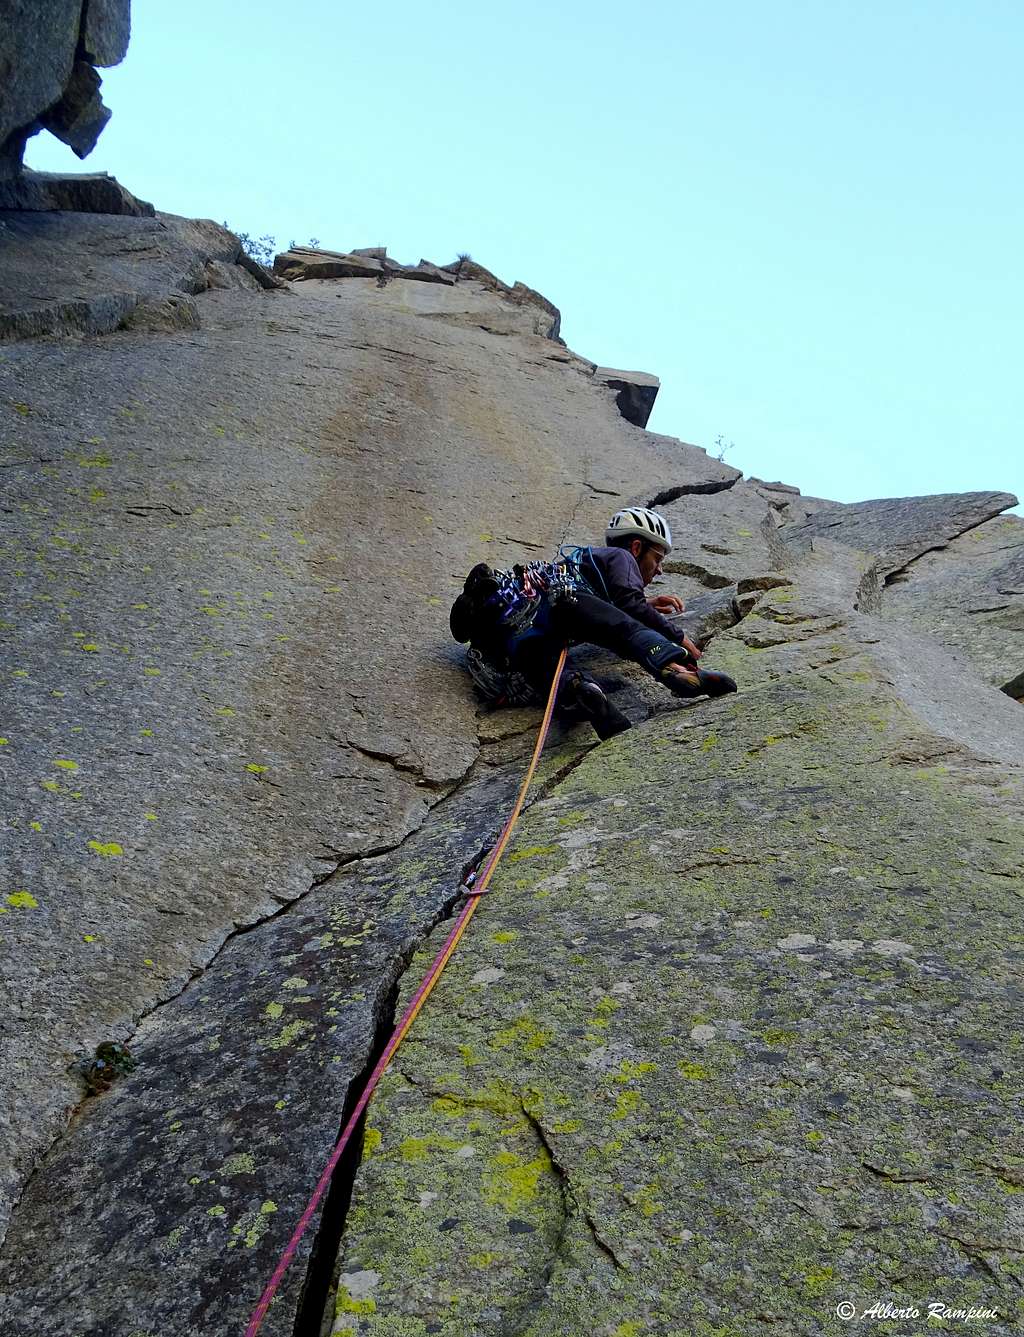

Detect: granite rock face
[0, 167, 154, 215]
[0, 205, 1021, 1337]
[0, 0, 131, 179]
[0, 209, 746, 1335]
[0, 764, 531, 1337]
[0, 210, 255, 339]
[331, 664, 1024, 1336]
[879, 511, 1024, 697]
[81, 0, 132, 67]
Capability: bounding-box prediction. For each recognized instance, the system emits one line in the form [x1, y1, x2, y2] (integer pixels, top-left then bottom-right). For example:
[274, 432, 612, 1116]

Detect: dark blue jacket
[577, 545, 680, 640]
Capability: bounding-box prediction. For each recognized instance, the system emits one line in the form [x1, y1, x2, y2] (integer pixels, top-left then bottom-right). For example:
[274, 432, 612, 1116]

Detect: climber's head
[605, 507, 672, 584]
[606, 507, 673, 554]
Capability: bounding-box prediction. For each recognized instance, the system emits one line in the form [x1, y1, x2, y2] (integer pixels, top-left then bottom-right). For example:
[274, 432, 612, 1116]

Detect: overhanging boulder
[0, 0, 131, 179]
[594, 365, 660, 428]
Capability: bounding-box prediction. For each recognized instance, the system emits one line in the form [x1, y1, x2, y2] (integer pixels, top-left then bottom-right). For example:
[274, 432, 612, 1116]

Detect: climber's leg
[566, 671, 633, 739]
[552, 594, 697, 676]
[549, 594, 737, 698]
[509, 629, 631, 740]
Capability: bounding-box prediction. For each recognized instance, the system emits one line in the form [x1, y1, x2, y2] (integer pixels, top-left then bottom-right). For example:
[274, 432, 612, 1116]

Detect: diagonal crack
[0, 745, 489, 1264]
[856, 504, 1019, 614]
[934, 1228, 1024, 1288]
[377, 1075, 626, 1337]
[299, 735, 603, 1332]
[523, 1104, 627, 1273]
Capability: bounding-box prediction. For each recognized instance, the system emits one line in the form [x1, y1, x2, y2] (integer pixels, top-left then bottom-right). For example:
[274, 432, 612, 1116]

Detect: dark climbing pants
[508, 592, 687, 700]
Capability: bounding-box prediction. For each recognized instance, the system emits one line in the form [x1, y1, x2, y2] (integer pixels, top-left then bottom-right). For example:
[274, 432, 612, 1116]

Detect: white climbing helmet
[605, 507, 673, 553]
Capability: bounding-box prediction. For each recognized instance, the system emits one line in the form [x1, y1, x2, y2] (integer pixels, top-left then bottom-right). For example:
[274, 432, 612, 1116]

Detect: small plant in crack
[449, 251, 473, 280]
[224, 225, 277, 268]
[80, 1041, 137, 1095]
[713, 433, 735, 462]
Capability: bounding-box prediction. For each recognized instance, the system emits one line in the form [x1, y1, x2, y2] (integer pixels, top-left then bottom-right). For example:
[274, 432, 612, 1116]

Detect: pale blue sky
[28, 0, 1022, 509]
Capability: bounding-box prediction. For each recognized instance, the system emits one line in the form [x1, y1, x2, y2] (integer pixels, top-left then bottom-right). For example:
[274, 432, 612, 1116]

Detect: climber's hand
[648, 593, 685, 614]
[679, 635, 702, 661]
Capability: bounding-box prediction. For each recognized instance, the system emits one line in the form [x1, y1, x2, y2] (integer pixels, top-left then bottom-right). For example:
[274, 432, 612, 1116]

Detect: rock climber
[450, 506, 737, 739]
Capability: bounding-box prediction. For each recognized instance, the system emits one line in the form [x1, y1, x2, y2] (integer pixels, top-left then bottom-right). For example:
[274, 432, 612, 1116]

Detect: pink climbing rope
[244, 648, 567, 1334]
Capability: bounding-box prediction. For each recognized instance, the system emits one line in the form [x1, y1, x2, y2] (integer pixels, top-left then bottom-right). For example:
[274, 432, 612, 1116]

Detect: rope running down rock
[244, 647, 568, 1335]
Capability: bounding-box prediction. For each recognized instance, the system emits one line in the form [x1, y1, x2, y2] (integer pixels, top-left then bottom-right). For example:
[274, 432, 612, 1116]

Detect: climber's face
[633, 538, 667, 586]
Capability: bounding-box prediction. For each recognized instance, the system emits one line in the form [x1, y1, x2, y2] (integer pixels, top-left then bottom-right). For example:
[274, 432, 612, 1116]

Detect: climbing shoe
[662, 664, 737, 699]
[660, 661, 702, 695]
[697, 668, 738, 696]
[572, 677, 632, 740]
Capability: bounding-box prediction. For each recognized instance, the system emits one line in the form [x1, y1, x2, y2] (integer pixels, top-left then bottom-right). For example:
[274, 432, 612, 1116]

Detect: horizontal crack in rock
[339, 740, 450, 790]
[861, 1160, 933, 1184]
[645, 477, 740, 507]
[735, 575, 793, 594]
[660, 558, 734, 590]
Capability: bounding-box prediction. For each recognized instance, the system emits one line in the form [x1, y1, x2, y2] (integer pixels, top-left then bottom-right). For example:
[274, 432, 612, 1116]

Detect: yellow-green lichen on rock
[330, 655, 1024, 1333]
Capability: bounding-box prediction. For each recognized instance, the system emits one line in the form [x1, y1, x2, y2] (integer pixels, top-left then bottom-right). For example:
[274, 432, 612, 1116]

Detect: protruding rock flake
[81, 0, 132, 67]
[594, 366, 660, 428]
[0, 168, 154, 214]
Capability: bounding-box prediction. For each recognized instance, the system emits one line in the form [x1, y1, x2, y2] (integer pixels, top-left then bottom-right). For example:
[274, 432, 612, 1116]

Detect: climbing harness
[479, 563, 546, 633]
[558, 544, 609, 602]
[465, 647, 539, 708]
[449, 562, 540, 644]
[543, 552, 582, 607]
[244, 647, 568, 1336]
